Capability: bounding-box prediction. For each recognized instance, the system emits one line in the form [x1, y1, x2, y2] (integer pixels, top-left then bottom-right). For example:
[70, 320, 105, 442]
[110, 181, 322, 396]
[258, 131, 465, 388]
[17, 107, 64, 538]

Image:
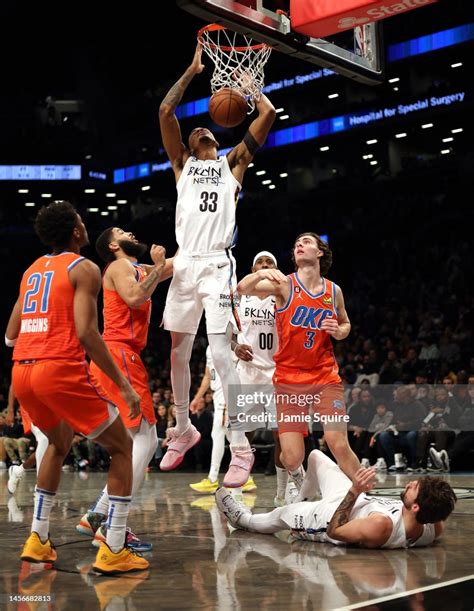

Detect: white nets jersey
[238, 294, 277, 371]
[176, 155, 241, 254]
[292, 494, 435, 549]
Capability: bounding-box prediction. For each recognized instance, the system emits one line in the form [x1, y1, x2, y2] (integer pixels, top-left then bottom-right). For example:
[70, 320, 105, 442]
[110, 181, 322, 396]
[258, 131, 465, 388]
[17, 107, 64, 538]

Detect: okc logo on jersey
[188, 165, 224, 186]
[290, 305, 333, 330]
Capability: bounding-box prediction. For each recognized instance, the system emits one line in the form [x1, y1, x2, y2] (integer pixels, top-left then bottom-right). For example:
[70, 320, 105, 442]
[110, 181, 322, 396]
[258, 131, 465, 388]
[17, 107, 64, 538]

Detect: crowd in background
[0, 154, 472, 474]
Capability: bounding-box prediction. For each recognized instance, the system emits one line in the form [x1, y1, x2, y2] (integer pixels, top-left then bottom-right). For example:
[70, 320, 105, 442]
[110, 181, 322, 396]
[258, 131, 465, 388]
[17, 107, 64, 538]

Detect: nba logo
[333, 400, 344, 410]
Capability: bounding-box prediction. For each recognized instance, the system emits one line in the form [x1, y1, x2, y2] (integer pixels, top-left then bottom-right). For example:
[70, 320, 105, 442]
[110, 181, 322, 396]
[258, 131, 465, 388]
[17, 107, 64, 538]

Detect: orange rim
[197, 23, 270, 52]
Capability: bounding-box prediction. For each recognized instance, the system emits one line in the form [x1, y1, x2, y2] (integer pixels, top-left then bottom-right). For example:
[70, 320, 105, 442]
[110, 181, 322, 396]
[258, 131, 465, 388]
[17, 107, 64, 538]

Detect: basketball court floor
[1, 469, 473, 609]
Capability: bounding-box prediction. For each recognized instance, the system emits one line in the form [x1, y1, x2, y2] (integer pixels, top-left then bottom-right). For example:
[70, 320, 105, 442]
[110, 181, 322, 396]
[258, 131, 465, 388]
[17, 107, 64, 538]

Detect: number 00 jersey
[274, 273, 339, 372]
[238, 294, 277, 371]
[176, 155, 241, 254]
[13, 252, 86, 362]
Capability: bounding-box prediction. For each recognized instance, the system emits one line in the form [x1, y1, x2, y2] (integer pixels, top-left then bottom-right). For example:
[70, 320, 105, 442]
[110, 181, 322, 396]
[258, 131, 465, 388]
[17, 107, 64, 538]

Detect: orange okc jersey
[102, 263, 151, 353]
[13, 252, 86, 361]
[274, 274, 340, 373]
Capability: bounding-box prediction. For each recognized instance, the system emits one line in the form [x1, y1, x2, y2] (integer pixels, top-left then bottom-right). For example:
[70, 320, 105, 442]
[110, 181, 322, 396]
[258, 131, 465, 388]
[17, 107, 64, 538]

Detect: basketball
[208, 88, 248, 128]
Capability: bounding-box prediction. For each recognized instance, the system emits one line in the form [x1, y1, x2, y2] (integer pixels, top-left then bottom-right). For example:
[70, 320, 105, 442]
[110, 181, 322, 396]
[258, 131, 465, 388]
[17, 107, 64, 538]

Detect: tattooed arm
[159, 44, 204, 179]
[326, 468, 392, 548]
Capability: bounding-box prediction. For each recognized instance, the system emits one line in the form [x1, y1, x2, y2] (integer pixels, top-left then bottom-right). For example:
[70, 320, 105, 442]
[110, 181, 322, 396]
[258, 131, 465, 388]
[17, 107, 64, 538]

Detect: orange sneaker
[92, 542, 149, 575]
[20, 532, 57, 563]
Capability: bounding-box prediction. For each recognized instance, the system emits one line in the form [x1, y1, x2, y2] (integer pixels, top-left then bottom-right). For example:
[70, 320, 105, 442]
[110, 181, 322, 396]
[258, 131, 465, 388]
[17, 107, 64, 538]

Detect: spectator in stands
[415, 387, 461, 471]
[401, 347, 422, 383]
[379, 349, 402, 384]
[368, 401, 394, 469]
[378, 385, 426, 471]
[348, 389, 375, 465]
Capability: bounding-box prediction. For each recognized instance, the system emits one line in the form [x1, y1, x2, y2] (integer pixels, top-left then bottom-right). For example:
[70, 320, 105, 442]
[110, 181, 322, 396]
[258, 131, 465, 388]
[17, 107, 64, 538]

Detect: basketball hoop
[198, 24, 272, 113]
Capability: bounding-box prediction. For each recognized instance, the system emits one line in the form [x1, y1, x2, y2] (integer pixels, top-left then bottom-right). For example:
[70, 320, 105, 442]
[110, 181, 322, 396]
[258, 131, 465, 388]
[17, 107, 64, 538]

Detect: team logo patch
[333, 400, 344, 410]
[295, 286, 301, 293]
[323, 296, 332, 305]
[371, 487, 474, 500]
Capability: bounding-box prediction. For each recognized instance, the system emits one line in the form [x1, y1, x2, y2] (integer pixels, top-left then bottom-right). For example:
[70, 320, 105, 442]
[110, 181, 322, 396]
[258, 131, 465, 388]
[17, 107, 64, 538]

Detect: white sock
[106, 495, 131, 553]
[31, 487, 56, 541]
[170, 332, 195, 434]
[230, 431, 250, 447]
[91, 487, 109, 516]
[276, 466, 288, 498]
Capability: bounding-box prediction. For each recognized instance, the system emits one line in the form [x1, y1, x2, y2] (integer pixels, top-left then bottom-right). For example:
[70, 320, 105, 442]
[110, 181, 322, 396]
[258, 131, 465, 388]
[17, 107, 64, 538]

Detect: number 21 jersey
[13, 252, 86, 361]
[175, 155, 241, 254]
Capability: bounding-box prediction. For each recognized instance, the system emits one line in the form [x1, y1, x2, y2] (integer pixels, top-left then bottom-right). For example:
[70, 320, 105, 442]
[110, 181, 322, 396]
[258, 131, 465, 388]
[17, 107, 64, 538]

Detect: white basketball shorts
[163, 250, 239, 335]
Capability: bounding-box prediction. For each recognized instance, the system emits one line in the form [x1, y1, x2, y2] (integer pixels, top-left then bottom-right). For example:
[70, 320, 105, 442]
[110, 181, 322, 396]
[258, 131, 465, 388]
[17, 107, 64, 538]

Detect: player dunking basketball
[76, 227, 173, 551]
[237, 233, 361, 492]
[5, 201, 148, 574]
[159, 43, 275, 486]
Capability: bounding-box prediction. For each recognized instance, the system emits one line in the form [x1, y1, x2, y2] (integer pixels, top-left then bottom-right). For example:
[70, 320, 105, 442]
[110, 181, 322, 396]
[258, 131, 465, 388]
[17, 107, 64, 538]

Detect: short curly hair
[292, 232, 333, 276]
[416, 477, 457, 524]
[35, 200, 78, 249]
[95, 227, 115, 263]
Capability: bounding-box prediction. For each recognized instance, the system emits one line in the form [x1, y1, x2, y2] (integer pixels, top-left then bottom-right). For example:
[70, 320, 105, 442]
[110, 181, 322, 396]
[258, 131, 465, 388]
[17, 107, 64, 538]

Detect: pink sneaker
[223, 447, 255, 488]
[160, 425, 201, 471]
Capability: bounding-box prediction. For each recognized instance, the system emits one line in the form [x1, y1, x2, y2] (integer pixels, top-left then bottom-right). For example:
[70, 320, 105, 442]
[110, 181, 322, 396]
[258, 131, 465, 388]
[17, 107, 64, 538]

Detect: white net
[198, 25, 272, 114]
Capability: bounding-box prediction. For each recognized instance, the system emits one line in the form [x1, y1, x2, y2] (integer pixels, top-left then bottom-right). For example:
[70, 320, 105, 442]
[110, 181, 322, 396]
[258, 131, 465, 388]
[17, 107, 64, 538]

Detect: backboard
[177, 0, 385, 85]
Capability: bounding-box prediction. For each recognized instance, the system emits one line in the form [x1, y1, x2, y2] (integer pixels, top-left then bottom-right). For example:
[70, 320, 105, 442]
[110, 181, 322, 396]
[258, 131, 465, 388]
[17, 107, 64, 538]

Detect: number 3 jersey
[13, 252, 86, 361]
[274, 273, 340, 374]
[175, 155, 241, 254]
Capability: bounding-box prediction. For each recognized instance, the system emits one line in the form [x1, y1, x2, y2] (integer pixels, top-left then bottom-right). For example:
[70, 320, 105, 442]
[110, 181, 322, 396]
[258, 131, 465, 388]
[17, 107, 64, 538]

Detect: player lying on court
[217, 450, 456, 549]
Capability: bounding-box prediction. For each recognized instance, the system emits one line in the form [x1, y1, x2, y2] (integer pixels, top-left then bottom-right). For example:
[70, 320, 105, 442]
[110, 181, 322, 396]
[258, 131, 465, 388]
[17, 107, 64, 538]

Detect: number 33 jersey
[274, 273, 340, 373]
[176, 155, 241, 254]
[13, 252, 86, 361]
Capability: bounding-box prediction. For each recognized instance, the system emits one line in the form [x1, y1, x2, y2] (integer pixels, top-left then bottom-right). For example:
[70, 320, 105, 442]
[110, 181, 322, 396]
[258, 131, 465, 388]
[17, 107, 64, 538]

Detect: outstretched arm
[237, 268, 289, 305]
[227, 93, 276, 183]
[159, 44, 204, 179]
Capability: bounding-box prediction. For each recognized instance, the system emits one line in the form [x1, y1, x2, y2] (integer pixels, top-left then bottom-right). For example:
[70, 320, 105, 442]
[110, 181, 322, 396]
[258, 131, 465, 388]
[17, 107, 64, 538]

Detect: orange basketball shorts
[273, 365, 346, 434]
[90, 343, 156, 429]
[12, 359, 117, 437]
[19, 405, 32, 435]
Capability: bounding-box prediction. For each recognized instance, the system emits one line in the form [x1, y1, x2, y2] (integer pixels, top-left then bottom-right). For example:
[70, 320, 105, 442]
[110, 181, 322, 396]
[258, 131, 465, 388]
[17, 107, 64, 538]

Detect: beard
[400, 489, 411, 509]
[118, 239, 148, 259]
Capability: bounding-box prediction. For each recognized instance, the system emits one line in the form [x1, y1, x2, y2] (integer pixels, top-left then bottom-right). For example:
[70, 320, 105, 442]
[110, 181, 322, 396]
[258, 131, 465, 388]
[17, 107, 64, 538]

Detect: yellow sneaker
[92, 542, 149, 575]
[190, 496, 216, 512]
[242, 476, 257, 493]
[94, 571, 149, 610]
[20, 532, 57, 563]
[189, 478, 219, 493]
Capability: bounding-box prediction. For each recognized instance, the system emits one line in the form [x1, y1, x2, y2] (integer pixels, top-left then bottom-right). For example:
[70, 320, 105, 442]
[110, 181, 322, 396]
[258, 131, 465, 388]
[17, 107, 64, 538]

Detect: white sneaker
[429, 447, 450, 472]
[8, 465, 24, 494]
[274, 495, 286, 508]
[440, 449, 450, 472]
[8, 496, 24, 522]
[215, 487, 250, 529]
[285, 481, 299, 505]
[361, 458, 371, 468]
[375, 458, 387, 471]
[288, 466, 305, 491]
